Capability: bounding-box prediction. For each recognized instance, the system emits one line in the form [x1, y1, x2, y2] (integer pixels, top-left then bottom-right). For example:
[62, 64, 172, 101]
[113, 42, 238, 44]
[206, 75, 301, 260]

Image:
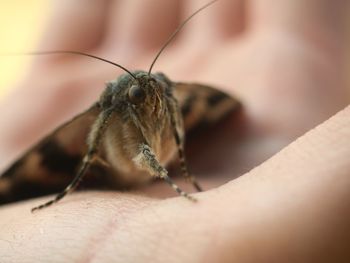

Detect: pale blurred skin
[0, 0, 350, 262]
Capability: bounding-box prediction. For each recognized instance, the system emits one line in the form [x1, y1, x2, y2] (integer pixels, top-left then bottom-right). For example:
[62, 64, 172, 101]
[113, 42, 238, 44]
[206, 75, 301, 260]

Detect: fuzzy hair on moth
[0, 0, 241, 212]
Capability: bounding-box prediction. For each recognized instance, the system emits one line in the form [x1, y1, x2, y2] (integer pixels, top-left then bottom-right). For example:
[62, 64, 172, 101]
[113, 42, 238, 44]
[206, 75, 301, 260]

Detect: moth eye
[128, 85, 146, 104]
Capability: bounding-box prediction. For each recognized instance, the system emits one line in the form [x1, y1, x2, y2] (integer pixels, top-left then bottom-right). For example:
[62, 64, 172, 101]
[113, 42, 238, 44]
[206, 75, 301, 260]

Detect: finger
[180, 0, 245, 45]
[2, 108, 350, 262]
[104, 0, 180, 59]
[201, 106, 350, 261]
[37, 0, 111, 51]
[185, 35, 348, 138]
[249, 0, 347, 50]
[148, 0, 245, 79]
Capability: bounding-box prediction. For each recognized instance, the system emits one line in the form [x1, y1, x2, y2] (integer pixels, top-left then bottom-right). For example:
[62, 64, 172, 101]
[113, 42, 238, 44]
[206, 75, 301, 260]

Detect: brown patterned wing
[0, 103, 105, 205]
[173, 83, 241, 133]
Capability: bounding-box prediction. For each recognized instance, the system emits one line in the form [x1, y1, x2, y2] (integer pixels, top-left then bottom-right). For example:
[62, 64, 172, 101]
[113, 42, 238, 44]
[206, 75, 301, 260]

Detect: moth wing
[173, 83, 241, 132]
[0, 103, 104, 204]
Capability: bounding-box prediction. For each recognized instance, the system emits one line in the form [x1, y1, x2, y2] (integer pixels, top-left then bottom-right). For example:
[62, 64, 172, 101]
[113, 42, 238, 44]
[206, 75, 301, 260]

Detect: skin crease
[0, 0, 349, 262]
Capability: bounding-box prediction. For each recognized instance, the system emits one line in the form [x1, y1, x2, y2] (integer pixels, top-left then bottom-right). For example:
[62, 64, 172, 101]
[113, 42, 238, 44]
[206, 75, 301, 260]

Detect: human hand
[0, 0, 349, 262]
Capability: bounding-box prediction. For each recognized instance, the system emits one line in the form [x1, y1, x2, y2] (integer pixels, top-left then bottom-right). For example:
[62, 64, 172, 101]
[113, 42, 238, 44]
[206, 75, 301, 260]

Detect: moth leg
[173, 129, 203, 192]
[168, 97, 203, 192]
[31, 108, 114, 212]
[134, 143, 196, 202]
[31, 153, 95, 212]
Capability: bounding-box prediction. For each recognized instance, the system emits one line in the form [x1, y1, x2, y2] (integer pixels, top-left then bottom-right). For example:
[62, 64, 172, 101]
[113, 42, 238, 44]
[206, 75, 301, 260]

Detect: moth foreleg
[31, 153, 94, 212]
[134, 144, 196, 202]
[31, 108, 114, 212]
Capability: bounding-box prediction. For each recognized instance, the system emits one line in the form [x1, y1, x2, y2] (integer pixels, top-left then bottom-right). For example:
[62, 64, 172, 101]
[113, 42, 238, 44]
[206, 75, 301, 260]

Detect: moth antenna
[1, 50, 137, 79]
[148, 0, 218, 75]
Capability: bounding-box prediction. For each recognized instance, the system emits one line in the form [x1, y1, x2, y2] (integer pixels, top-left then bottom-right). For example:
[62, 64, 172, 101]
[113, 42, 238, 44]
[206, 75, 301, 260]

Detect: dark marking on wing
[1, 158, 25, 179]
[181, 94, 197, 116]
[0, 179, 67, 205]
[174, 82, 242, 132]
[39, 140, 81, 175]
[207, 92, 227, 107]
[0, 104, 113, 205]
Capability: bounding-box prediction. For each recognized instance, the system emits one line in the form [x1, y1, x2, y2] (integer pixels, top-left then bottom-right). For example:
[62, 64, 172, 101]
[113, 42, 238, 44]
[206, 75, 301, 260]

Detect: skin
[0, 0, 350, 262]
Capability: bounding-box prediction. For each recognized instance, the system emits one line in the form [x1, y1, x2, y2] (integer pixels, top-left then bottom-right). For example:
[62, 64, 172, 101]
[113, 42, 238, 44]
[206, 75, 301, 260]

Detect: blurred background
[0, 1, 350, 97]
[0, 0, 48, 96]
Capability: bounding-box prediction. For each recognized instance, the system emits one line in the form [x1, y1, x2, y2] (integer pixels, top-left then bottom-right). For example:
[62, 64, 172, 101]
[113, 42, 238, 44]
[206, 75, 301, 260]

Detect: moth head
[128, 84, 146, 104]
[126, 71, 170, 114]
[127, 73, 156, 106]
[103, 71, 171, 115]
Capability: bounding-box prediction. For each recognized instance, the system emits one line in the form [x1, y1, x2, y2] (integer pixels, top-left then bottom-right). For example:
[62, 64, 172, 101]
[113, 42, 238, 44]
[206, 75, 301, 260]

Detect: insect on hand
[0, 0, 241, 212]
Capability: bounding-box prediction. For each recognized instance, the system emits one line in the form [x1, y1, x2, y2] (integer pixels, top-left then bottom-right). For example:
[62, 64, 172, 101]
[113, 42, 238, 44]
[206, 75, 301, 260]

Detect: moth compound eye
[128, 85, 146, 104]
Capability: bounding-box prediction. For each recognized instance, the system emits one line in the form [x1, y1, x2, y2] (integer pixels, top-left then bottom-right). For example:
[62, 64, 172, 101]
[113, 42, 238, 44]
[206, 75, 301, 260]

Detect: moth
[0, 0, 241, 211]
